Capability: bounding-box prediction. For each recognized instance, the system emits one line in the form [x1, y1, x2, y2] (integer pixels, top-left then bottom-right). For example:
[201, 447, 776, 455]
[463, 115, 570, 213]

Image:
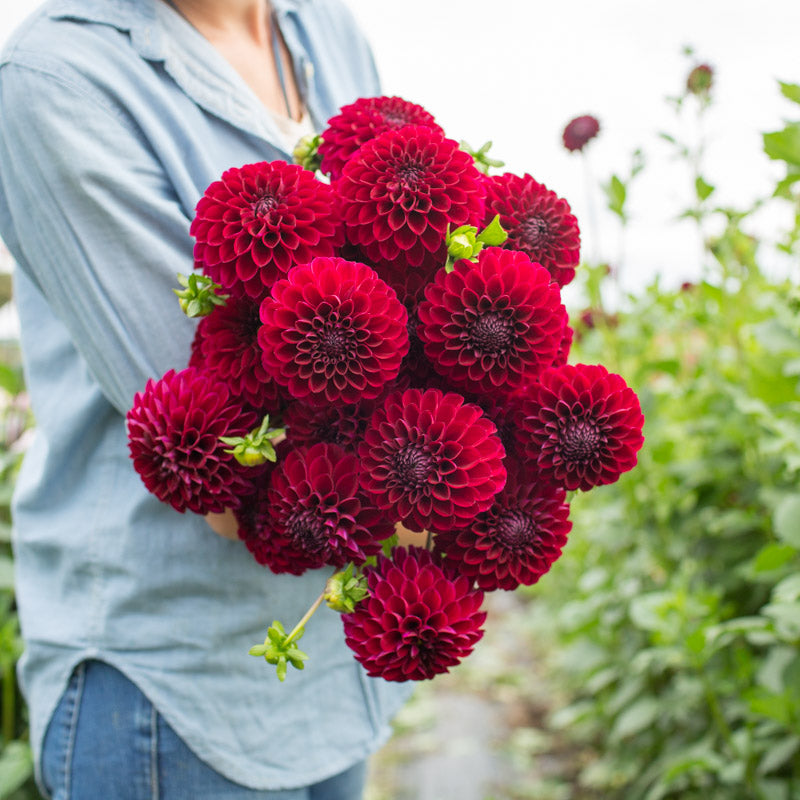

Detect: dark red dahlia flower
[283, 399, 376, 451]
[358, 388, 506, 533]
[562, 115, 600, 153]
[261, 442, 395, 574]
[189, 296, 283, 412]
[519, 363, 644, 491]
[319, 95, 443, 180]
[126, 367, 258, 514]
[554, 323, 574, 367]
[436, 458, 571, 591]
[417, 247, 567, 395]
[190, 160, 341, 301]
[467, 394, 525, 463]
[338, 125, 485, 270]
[342, 546, 486, 681]
[371, 256, 436, 309]
[686, 63, 714, 96]
[258, 256, 409, 407]
[484, 173, 580, 287]
[391, 303, 443, 392]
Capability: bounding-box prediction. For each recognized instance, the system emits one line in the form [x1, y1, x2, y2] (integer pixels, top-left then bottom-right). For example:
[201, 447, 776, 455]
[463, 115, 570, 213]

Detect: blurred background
[0, 2, 799, 799]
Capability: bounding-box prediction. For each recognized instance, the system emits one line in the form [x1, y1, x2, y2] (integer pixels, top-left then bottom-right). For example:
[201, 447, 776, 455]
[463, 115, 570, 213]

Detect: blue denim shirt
[0, 0, 412, 789]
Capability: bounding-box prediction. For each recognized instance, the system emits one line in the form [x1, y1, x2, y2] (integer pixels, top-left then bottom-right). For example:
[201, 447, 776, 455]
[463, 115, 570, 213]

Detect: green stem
[699, 667, 738, 760]
[285, 591, 325, 646]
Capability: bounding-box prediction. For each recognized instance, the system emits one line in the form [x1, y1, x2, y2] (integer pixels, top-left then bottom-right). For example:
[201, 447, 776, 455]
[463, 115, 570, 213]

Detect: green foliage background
[519, 79, 800, 799]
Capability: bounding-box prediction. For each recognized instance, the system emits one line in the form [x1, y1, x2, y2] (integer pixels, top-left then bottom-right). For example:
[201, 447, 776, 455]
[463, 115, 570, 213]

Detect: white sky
[2, 1, 799, 298]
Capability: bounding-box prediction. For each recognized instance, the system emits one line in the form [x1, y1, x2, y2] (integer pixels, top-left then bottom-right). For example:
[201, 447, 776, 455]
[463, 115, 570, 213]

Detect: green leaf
[611, 697, 660, 740]
[773, 172, 800, 198]
[772, 573, 800, 603]
[779, 81, 800, 105]
[758, 736, 800, 775]
[773, 495, 800, 548]
[763, 123, 800, 167]
[695, 175, 715, 202]
[746, 687, 792, 725]
[476, 214, 507, 247]
[751, 543, 796, 573]
[602, 174, 627, 220]
[0, 365, 22, 396]
[685, 628, 706, 655]
[0, 741, 33, 797]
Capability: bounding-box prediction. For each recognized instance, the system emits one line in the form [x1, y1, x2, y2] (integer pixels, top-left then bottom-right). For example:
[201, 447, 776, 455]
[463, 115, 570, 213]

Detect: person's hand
[395, 524, 429, 549]
[205, 508, 240, 540]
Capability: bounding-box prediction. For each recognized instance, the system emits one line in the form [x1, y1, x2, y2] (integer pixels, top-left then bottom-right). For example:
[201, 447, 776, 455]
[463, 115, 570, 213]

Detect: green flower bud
[220, 415, 284, 467]
[293, 133, 322, 173]
[449, 229, 478, 261]
[173, 273, 228, 318]
[324, 564, 368, 614]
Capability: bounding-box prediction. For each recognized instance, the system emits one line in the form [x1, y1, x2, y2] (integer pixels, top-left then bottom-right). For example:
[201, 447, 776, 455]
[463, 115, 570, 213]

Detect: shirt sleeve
[0, 60, 200, 416]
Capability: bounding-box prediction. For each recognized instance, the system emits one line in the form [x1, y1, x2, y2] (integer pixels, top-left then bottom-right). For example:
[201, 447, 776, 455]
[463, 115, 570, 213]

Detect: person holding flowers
[0, 0, 413, 797]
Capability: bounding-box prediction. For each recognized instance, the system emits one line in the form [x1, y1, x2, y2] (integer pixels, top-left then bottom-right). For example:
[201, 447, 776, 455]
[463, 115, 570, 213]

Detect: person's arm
[0, 61, 198, 416]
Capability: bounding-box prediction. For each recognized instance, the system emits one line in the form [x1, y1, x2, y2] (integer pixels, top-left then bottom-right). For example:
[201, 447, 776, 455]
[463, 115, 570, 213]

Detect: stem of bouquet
[284, 590, 325, 646]
[249, 524, 434, 680]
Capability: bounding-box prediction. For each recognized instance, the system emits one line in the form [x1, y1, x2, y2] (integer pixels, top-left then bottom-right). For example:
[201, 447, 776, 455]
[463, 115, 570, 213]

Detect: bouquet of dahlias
[127, 96, 644, 683]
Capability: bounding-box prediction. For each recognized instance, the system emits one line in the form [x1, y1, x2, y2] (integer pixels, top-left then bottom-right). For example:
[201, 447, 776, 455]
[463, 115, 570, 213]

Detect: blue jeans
[40, 660, 366, 799]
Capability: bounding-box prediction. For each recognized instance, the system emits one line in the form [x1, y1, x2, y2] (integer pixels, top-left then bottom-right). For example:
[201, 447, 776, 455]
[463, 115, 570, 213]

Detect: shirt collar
[46, 0, 320, 146]
[46, 0, 311, 61]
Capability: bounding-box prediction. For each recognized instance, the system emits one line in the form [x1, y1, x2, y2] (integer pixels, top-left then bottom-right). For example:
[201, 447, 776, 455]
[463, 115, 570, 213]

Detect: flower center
[382, 110, 414, 127]
[395, 161, 426, 190]
[495, 509, 537, 549]
[287, 509, 327, 554]
[318, 329, 350, 361]
[520, 215, 550, 245]
[392, 444, 435, 490]
[253, 193, 279, 218]
[468, 311, 515, 356]
[311, 315, 356, 365]
[560, 418, 602, 463]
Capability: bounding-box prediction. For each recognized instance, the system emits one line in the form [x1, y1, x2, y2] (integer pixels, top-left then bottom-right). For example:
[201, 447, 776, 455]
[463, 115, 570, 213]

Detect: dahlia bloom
[191, 160, 341, 301]
[283, 399, 376, 451]
[417, 247, 567, 394]
[562, 115, 600, 153]
[686, 63, 714, 96]
[519, 363, 644, 491]
[337, 125, 485, 270]
[468, 394, 525, 463]
[554, 323, 574, 368]
[436, 459, 572, 591]
[483, 173, 581, 287]
[189, 296, 283, 412]
[258, 256, 409, 407]
[126, 367, 258, 514]
[318, 95, 443, 180]
[358, 388, 506, 533]
[261, 442, 395, 574]
[342, 547, 486, 681]
[390, 304, 443, 392]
